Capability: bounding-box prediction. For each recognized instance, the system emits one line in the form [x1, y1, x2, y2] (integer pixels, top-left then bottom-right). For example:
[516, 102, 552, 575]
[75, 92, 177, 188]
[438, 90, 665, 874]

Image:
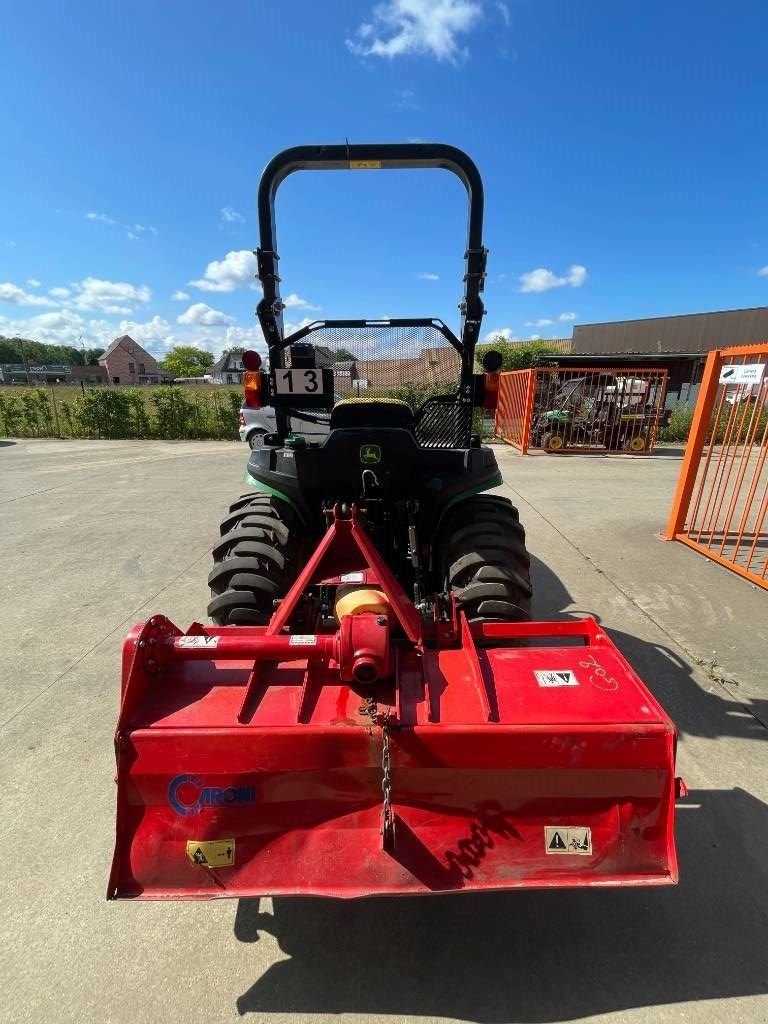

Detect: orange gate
[495, 366, 667, 454]
[664, 344, 768, 589]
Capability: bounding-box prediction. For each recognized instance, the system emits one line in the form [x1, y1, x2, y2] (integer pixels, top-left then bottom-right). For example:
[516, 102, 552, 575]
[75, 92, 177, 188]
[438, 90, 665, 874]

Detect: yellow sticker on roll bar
[350, 160, 382, 169]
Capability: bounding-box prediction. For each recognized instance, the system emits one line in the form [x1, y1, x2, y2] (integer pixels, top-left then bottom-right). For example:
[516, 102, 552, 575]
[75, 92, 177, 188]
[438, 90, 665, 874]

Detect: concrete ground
[2, 438, 767, 1024]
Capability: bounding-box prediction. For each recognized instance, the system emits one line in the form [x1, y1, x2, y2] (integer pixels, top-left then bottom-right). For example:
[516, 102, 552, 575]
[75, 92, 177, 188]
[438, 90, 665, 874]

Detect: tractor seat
[330, 398, 415, 430]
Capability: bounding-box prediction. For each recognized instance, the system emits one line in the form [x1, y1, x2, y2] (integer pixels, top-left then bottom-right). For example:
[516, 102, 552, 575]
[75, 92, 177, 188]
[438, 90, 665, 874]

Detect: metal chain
[380, 709, 393, 841]
[358, 697, 394, 842]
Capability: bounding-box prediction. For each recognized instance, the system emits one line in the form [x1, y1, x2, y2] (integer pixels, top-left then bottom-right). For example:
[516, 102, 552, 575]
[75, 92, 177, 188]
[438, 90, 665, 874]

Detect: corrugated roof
[573, 306, 768, 356]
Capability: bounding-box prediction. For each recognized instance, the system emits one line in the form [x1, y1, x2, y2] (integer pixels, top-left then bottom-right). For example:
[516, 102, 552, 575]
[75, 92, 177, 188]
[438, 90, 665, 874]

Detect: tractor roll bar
[255, 143, 488, 372]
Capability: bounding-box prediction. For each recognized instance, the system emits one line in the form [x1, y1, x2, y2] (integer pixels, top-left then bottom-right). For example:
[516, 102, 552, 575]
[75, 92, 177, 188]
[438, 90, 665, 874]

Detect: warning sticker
[177, 635, 219, 649]
[545, 826, 592, 855]
[289, 634, 317, 646]
[186, 839, 235, 867]
[340, 571, 365, 583]
[535, 669, 579, 687]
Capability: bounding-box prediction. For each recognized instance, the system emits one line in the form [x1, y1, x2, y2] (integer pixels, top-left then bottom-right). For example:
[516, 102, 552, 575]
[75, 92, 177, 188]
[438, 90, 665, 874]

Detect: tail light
[238, 412, 245, 426]
[243, 371, 263, 410]
[483, 371, 500, 410]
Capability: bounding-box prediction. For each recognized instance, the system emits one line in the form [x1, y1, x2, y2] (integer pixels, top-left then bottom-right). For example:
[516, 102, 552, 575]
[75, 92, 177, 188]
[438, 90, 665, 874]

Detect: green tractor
[207, 144, 532, 630]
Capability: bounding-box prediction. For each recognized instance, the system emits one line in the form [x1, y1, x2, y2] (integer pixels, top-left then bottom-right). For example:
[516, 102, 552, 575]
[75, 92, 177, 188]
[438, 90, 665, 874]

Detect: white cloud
[189, 249, 257, 292]
[394, 88, 418, 109]
[347, 0, 483, 63]
[283, 292, 320, 310]
[49, 287, 71, 299]
[483, 327, 518, 342]
[26, 278, 41, 288]
[172, 290, 190, 301]
[559, 311, 578, 321]
[86, 212, 116, 225]
[112, 315, 174, 347]
[519, 264, 588, 293]
[496, 1, 510, 26]
[758, 266, 768, 277]
[416, 272, 440, 281]
[221, 206, 244, 224]
[220, 324, 267, 354]
[0, 303, 266, 362]
[525, 318, 554, 327]
[177, 302, 235, 327]
[86, 213, 155, 239]
[128, 223, 157, 238]
[0, 308, 86, 345]
[71, 277, 151, 314]
[0, 282, 57, 308]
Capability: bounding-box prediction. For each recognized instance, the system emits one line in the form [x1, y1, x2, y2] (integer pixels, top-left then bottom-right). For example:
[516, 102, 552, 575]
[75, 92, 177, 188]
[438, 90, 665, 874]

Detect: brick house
[99, 335, 169, 384]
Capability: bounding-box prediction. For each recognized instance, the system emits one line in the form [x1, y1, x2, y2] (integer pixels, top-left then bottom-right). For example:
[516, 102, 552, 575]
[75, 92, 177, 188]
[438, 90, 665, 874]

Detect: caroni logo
[168, 774, 257, 817]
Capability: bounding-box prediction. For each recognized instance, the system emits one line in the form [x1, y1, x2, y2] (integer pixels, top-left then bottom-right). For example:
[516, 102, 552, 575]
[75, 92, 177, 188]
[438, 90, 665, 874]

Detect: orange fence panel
[495, 370, 535, 452]
[496, 366, 667, 455]
[664, 343, 768, 590]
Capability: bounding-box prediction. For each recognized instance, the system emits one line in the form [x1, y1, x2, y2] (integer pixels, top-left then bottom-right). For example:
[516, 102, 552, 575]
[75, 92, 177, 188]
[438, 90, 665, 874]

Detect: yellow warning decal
[186, 839, 235, 868]
[350, 160, 382, 169]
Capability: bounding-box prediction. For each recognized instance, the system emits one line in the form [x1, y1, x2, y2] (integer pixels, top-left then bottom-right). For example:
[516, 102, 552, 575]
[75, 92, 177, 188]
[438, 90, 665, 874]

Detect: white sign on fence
[719, 363, 765, 386]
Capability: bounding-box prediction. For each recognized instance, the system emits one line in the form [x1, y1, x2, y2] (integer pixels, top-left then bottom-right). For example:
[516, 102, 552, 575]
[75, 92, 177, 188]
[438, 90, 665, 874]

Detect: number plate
[274, 369, 325, 396]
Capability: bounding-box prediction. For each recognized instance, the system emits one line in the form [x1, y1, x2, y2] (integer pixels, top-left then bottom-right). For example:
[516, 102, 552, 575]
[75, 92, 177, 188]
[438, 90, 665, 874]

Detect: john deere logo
[360, 444, 382, 465]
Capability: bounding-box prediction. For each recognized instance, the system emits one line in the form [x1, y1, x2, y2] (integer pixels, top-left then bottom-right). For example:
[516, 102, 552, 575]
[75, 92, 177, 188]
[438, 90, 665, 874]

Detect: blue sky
[2, 0, 768, 359]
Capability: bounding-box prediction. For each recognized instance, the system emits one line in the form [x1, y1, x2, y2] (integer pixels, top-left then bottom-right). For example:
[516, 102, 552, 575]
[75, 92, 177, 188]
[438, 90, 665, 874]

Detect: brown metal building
[551, 306, 768, 404]
[572, 306, 768, 356]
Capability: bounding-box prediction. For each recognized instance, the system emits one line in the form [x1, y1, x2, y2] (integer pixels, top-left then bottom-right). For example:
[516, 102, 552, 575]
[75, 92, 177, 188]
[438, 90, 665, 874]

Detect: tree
[334, 348, 356, 362]
[161, 345, 215, 378]
[475, 338, 564, 372]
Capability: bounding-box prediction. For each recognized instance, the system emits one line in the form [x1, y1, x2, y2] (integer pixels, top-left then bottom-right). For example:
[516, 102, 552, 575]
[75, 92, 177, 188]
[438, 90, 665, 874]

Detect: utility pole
[78, 332, 87, 395]
[17, 336, 32, 385]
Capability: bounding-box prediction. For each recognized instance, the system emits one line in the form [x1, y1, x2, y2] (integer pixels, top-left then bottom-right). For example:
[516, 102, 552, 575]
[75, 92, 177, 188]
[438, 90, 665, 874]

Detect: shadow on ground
[235, 786, 767, 1020]
[0, 439, 17, 447]
[234, 555, 767, 1020]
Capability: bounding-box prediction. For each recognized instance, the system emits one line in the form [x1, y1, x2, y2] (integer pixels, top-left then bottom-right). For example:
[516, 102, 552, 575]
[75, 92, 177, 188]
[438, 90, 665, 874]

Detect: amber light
[243, 370, 262, 409]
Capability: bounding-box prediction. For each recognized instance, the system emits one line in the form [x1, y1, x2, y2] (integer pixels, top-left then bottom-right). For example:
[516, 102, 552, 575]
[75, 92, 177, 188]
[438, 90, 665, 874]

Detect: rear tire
[207, 492, 305, 625]
[437, 495, 532, 624]
[540, 431, 565, 452]
[248, 429, 267, 449]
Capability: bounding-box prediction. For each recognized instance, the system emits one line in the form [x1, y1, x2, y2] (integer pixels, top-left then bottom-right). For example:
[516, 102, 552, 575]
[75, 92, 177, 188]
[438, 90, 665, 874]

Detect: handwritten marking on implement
[444, 812, 518, 880]
[578, 653, 619, 691]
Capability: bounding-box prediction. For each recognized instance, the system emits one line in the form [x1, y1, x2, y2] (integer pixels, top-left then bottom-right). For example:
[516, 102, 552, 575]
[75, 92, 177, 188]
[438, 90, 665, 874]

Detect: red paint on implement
[109, 516, 681, 901]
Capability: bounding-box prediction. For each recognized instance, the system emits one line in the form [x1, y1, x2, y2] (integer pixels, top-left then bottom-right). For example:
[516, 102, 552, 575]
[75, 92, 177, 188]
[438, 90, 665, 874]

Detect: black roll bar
[255, 144, 488, 384]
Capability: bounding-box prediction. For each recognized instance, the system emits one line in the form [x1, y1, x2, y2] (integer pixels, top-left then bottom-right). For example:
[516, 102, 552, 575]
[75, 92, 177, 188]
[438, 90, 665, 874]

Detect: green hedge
[658, 399, 768, 444]
[658, 402, 695, 443]
[0, 386, 242, 440]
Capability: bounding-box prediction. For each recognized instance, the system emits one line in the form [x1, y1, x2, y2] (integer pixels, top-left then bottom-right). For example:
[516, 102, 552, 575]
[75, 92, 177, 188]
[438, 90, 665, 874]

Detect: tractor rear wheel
[438, 494, 532, 624]
[207, 492, 305, 625]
